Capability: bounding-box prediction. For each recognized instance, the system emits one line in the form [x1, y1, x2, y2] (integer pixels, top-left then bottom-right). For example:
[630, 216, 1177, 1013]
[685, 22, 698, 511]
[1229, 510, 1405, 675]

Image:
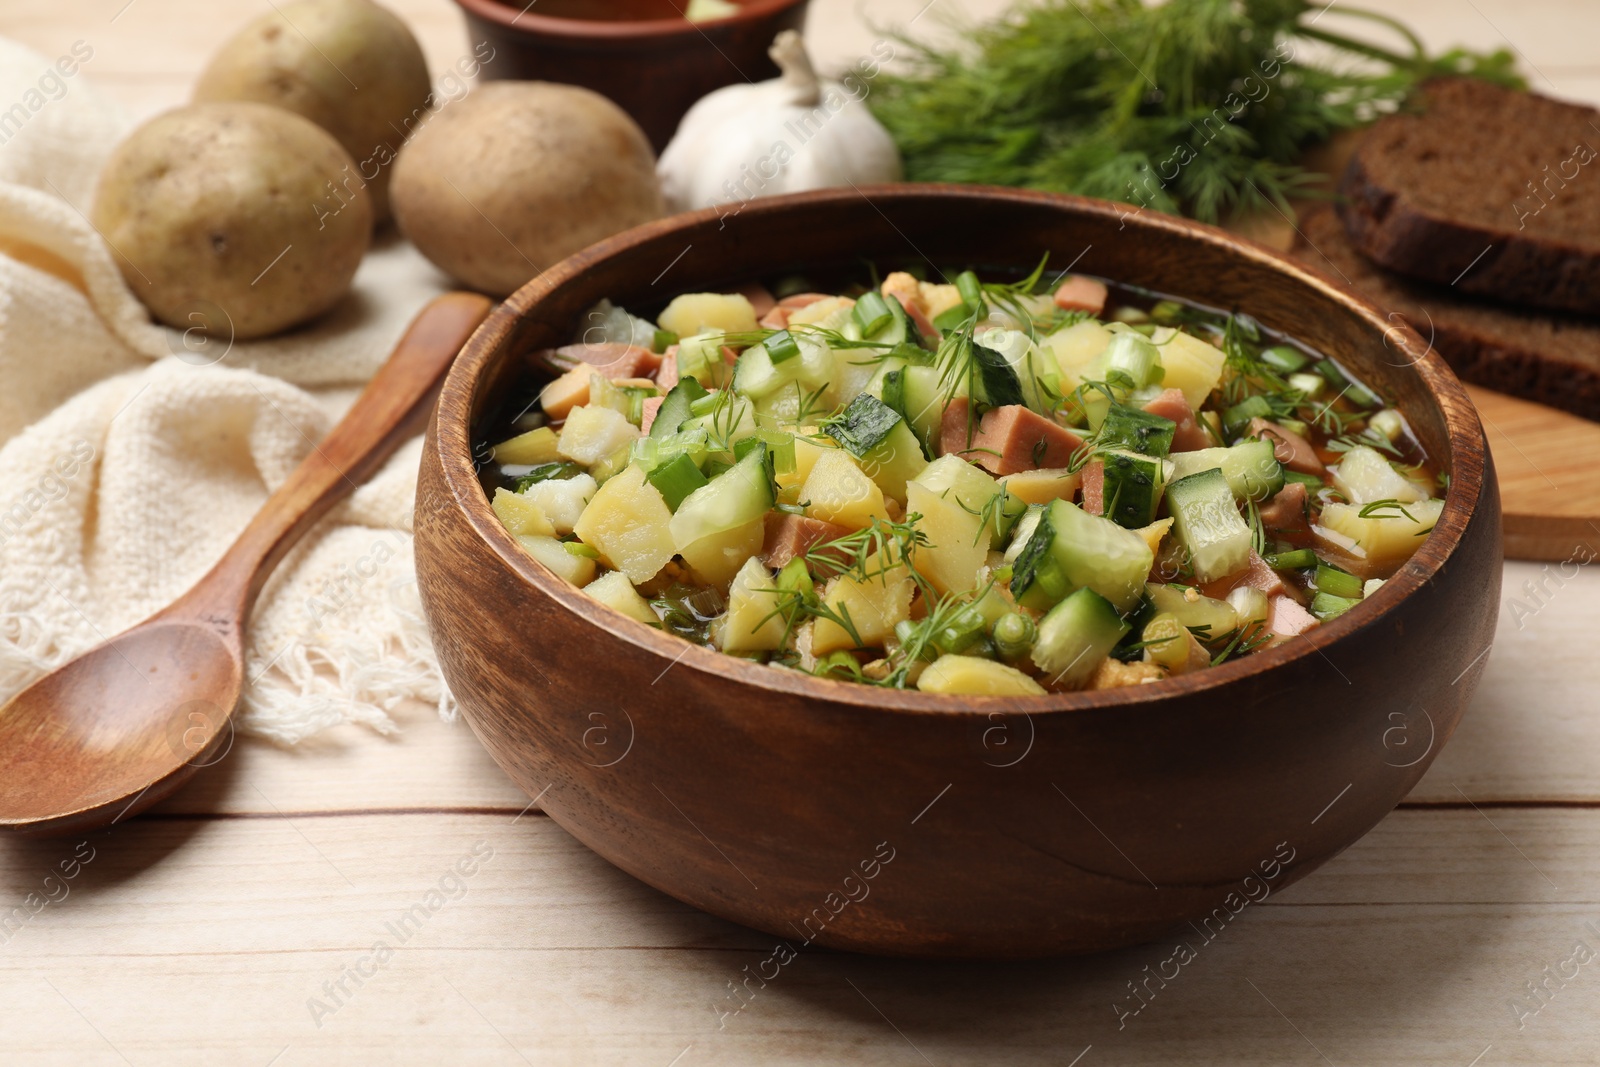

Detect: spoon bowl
[0, 292, 492, 835]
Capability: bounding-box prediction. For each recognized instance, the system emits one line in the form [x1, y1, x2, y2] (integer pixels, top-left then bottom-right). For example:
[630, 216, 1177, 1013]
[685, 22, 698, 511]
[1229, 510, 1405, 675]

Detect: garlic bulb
[657, 31, 903, 214]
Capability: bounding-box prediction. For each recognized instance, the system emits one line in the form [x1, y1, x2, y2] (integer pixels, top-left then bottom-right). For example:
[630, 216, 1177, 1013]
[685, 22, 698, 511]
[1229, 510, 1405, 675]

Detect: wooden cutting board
[1466, 385, 1600, 561]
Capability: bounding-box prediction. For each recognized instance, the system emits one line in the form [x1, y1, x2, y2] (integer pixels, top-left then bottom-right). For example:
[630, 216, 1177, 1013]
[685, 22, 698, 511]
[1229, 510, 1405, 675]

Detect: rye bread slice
[1339, 78, 1600, 316]
[1293, 206, 1600, 422]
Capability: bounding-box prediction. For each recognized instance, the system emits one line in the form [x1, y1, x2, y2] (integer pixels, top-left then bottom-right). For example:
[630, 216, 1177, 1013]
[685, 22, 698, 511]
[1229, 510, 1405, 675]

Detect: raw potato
[92, 102, 371, 340]
[391, 82, 664, 296]
[193, 0, 430, 222]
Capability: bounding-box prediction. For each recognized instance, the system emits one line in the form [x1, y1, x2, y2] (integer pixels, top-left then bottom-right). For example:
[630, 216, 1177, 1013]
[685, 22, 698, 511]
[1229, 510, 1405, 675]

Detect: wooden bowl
[450, 0, 811, 153]
[416, 185, 1502, 958]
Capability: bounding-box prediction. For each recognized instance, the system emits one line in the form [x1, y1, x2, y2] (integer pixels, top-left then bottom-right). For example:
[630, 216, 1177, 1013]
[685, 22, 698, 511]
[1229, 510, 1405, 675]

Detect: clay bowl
[451, 0, 811, 152]
[416, 185, 1501, 958]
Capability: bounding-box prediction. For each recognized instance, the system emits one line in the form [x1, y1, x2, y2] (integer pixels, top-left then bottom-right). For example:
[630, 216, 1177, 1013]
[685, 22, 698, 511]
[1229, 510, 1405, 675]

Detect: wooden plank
[1468, 387, 1600, 561]
[1, 809, 1598, 1065]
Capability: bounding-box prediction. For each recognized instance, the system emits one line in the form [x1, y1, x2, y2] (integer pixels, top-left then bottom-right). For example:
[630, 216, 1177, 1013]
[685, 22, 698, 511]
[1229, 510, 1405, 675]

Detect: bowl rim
[451, 0, 809, 39]
[428, 183, 1490, 717]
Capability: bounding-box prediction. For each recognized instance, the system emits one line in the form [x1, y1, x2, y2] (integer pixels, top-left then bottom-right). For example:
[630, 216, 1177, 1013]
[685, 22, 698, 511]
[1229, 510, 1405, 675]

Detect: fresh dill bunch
[870, 0, 1523, 223]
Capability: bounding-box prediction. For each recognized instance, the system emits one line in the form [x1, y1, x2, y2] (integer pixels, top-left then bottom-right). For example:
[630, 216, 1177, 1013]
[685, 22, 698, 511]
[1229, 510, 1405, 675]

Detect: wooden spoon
[0, 291, 493, 835]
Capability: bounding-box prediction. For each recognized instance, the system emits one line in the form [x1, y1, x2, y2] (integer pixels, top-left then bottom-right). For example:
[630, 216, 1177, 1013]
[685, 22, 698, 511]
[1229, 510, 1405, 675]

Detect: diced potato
[1332, 445, 1429, 505]
[801, 449, 889, 530]
[786, 295, 854, 328]
[911, 454, 1012, 547]
[811, 552, 914, 654]
[1002, 467, 1082, 505]
[906, 482, 987, 596]
[1041, 319, 1113, 383]
[1318, 498, 1444, 566]
[679, 516, 766, 587]
[515, 534, 596, 586]
[917, 282, 963, 320]
[558, 405, 640, 466]
[1153, 327, 1226, 409]
[658, 292, 758, 337]
[917, 655, 1045, 696]
[572, 465, 676, 584]
[777, 435, 834, 498]
[520, 474, 597, 534]
[540, 362, 598, 419]
[585, 569, 658, 625]
[490, 427, 559, 465]
[715, 557, 788, 652]
[1134, 516, 1174, 556]
[492, 487, 554, 537]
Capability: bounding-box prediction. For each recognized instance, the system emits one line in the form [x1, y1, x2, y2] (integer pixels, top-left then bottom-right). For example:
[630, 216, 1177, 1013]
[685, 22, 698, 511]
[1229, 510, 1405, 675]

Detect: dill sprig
[870, 0, 1522, 224]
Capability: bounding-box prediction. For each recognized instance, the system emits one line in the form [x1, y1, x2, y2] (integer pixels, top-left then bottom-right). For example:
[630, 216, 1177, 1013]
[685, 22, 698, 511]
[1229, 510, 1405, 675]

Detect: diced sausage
[1080, 458, 1105, 516]
[736, 281, 776, 318]
[1200, 551, 1286, 600]
[760, 513, 852, 570]
[540, 361, 596, 419]
[655, 348, 680, 391]
[881, 272, 921, 311]
[940, 402, 1086, 476]
[555, 342, 661, 381]
[639, 396, 666, 435]
[777, 292, 832, 310]
[1248, 417, 1326, 476]
[1267, 595, 1319, 637]
[1141, 388, 1212, 452]
[759, 306, 791, 330]
[1259, 481, 1307, 533]
[1053, 275, 1108, 314]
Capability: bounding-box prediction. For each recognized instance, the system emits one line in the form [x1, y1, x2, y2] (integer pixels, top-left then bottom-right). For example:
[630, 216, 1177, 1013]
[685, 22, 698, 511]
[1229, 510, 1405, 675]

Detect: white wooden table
[3, 1, 1599, 1063]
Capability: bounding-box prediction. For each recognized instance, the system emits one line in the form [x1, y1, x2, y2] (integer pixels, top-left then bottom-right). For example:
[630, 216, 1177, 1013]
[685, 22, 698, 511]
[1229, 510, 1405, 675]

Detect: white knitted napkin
[0, 38, 459, 743]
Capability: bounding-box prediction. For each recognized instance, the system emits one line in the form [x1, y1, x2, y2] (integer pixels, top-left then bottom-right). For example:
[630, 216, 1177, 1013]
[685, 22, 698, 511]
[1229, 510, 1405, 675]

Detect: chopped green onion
[815, 650, 862, 677]
[776, 557, 814, 602]
[852, 291, 893, 337]
[1222, 395, 1273, 437]
[765, 329, 801, 365]
[563, 541, 600, 559]
[1314, 564, 1364, 600]
[1288, 372, 1324, 400]
[931, 303, 971, 331]
[688, 390, 724, 418]
[955, 270, 983, 308]
[645, 452, 709, 510]
[1264, 548, 1317, 570]
[1282, 470, 1323, 490]
[1314, 360, 1382, 409]
[1260, 344, 1308, 373]
[933, 606, 987, 656]
[1310, 592, 1359, 620]
[992, 612, 1037, 658]
[1149, 300, 1186, 325]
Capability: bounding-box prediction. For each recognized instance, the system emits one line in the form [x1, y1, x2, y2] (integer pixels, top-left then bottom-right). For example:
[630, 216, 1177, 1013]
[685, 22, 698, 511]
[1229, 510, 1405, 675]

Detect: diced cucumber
[649, 378, 709, 441]
[668, 441, 776, 549]
[1003, 504, 1045, 563]
[1010, 499, 1153, 613]
[1146, 583, 1238, 639]
[1098, 404, 1176, 457]
[976, 327, 1060, 414]
[732, 332, 831, 400]
[1098, 449, 1167, 529]
[1331, 445, 1428, 505]
[826, 393, 902, 455]
[897, 364, 945, 455]
[1222, 395, 1273, 438]
[1310, 591, 1359, 620]
[1081, 332, 1163, 428]
[970, 338, 1026, 409]
[1166, 468, 1253, 583]
[676, 332, 730, 387]
[1030, 587, 1130, 689]
[1167, 438, 1284, 502]
[1261, 344, 1308, 373]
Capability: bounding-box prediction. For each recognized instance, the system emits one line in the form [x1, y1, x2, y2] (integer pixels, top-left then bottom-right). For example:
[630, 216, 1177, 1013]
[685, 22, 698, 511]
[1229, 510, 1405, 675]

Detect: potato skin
[193, 0, 430, 222]
[92, 102, 372, 340]
[391, 82, 664, 296]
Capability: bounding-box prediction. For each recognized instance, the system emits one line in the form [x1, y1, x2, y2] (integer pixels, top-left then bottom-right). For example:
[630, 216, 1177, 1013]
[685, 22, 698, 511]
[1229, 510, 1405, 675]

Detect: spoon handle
[183, 291, 494, 621]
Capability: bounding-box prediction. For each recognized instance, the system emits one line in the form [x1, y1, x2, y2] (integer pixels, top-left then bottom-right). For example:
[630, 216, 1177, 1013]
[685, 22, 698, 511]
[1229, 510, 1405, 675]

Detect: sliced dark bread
[1339, 78, 1600, 316]
[1293, 206, 1600, 422]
